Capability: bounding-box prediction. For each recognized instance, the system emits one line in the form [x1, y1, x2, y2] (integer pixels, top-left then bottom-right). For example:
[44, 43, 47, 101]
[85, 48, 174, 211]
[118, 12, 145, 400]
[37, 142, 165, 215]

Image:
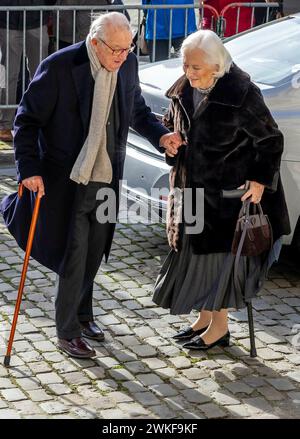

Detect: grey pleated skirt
[153, 232, 282, 314]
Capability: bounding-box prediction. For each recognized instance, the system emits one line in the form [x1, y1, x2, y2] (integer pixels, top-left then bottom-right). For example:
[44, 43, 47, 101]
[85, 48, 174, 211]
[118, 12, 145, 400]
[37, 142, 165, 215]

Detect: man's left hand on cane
[159, 132, 185, 157]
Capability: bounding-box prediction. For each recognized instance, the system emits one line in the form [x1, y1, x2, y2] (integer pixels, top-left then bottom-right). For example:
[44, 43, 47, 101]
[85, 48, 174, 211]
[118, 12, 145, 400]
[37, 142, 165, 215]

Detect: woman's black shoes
[173, 326, 209, 341]
[182, 331, 230, 350]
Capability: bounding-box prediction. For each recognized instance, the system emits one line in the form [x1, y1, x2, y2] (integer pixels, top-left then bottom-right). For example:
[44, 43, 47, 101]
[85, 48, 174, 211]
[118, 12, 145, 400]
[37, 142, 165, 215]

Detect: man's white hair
[181, 30, 232, 78]
[90, 12, 132, 40]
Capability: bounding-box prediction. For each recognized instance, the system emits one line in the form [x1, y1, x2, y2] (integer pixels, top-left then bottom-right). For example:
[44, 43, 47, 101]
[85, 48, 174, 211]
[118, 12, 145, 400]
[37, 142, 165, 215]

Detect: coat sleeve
[242, 85, 284, 189]
[13, 57, 58, 182]
[129, 56, 169, 154]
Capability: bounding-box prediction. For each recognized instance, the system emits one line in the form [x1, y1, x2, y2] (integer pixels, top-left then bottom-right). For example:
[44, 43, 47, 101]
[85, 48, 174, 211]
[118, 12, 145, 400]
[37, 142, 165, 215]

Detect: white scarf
[70, 35, 118, 185]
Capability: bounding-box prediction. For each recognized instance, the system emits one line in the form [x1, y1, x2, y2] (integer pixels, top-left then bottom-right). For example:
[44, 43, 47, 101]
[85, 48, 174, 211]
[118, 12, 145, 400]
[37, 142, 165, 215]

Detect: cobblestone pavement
[0, 174, 300, 419]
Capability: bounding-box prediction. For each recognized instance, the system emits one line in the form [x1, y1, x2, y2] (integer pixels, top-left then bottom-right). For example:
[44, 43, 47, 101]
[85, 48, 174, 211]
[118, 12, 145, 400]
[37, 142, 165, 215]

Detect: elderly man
[1, 12, 182, 358]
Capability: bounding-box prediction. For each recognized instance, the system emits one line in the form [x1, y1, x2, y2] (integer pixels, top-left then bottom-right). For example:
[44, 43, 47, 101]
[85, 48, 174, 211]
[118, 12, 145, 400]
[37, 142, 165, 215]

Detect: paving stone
[61, 372, 90, 386]
[109, 368, 136, 382]
[156, 367, 178, 379]
[142, 358, 168, 370]
[125, 361, 150, 374]
[255, 331, 285, 344]
[33, 341, 57, 352]
[211, 369, 236, 383]
[150, 405, 178, 419]
[242, 397, 273, 415]
[1, 388, 27, 402]
[213, 391, 240, 405]
[286, 371, 300, 383]
[12, 400, 44, 415]
[134, 392, 161, 406]
[226, 404, 250, 418]
[28, 362, 53, 374]
[27, 390, 54, 402]
[243, 376, 266, 388]
[198, 403, 227, 419]
[136, 373, 163, 386]
[0, 409, 21, 419]
[116, 335, 141, 348]
[15, 378, 40, 391]
[287, 354, 300, 365]
[52, 361, 79, 374]
[224, 382, 254, 395]
[257, 348, 284, 360]
[0, 378, 16, 389]
[134, 327, 156, 339]
[287, 392, 300, 403]
[109, 324, 134, 336]
[118, 402, 150, 418]
[196, 378, 221, 394]
[130, 345, 157, 357]
[36, 372, 63, 385]
[181, 389, 210, 404]
[40, 401, 68, 415]
[266, 378, 296, 391]
[170, 376, 198, 390]
[257, 386, 285, 401]
[182, 368, 209, 380]
[169, 356, 192, 369]
[149, 384, 179, 398]
[109, 392, 133, 404]
[46, 384, 72, 396]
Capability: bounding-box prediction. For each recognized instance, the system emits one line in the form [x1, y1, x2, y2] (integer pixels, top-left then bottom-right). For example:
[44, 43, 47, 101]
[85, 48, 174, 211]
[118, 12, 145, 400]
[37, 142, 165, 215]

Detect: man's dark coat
[0, 42, 168, 276]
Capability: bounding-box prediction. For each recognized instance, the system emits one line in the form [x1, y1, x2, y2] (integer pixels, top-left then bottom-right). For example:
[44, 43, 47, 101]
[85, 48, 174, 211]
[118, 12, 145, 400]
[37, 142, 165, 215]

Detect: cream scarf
[70, 34, 118, 185]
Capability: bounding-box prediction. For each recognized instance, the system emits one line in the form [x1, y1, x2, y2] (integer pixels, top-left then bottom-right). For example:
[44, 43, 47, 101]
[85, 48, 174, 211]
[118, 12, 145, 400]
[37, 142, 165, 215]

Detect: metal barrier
[0, 2, 280, 112]
[217, 2, 280, 38]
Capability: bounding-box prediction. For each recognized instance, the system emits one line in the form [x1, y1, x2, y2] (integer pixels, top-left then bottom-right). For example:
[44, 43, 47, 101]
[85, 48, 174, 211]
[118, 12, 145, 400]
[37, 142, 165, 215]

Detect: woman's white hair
[181, 30, 232, 78]
[90, 12, 132, 41]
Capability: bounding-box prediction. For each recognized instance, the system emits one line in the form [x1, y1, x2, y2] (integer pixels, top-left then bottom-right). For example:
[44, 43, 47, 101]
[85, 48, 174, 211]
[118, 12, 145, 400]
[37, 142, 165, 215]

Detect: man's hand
[241, 181, 265, 204]
[22, 176, 45, 198]
[160, 132, 184, 157]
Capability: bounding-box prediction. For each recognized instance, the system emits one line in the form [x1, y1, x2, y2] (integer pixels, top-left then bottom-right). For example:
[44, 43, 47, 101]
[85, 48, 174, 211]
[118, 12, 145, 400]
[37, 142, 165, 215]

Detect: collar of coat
[165, 63, 251, 108]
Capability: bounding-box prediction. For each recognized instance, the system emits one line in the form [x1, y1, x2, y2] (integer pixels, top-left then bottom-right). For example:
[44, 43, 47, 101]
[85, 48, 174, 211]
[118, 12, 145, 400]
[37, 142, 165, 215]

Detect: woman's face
[183, 48, 218, 89]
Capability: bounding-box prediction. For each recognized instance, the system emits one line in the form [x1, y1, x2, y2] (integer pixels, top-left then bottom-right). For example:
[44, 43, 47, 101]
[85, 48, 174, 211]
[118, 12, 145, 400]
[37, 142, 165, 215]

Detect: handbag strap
[233, 199, 251, 290]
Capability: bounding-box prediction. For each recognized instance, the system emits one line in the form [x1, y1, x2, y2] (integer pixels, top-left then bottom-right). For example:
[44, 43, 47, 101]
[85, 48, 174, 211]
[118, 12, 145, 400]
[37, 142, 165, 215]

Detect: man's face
[91, 26, 133, 72]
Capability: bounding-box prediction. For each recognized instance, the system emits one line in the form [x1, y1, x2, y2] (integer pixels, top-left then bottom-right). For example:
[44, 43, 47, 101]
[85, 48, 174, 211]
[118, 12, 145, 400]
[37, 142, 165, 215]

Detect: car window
[225, 17, 300, 86]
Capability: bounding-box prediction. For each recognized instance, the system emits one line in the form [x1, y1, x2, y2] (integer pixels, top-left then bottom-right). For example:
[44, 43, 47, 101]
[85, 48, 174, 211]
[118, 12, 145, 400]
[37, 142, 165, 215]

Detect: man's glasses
[99, 39, 135, 56]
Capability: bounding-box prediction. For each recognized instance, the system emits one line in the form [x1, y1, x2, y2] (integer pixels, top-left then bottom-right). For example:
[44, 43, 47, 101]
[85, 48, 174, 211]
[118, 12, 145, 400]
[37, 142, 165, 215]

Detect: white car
[123, 14, 300, 248]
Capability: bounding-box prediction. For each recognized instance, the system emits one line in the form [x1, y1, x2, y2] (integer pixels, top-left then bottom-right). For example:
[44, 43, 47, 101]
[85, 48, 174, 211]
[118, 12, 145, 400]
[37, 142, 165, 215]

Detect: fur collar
[166, 63, 251, 108]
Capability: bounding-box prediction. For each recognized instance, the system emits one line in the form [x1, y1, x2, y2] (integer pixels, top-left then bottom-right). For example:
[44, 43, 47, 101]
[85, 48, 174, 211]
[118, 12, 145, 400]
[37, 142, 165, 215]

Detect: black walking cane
[4, 184, 41, 367]
[221, 187, 257, 358]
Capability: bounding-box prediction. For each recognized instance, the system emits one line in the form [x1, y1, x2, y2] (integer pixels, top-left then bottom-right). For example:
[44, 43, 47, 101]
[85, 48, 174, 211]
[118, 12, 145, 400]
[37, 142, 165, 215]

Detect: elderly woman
[153, 29, 290, 351]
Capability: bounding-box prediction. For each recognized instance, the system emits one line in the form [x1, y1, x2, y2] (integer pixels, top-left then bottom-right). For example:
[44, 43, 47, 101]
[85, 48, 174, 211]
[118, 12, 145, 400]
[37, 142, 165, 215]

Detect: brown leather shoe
[0, 129, 13, 142]
[57, 337, 96, 358]
[80, 321, 105, 341]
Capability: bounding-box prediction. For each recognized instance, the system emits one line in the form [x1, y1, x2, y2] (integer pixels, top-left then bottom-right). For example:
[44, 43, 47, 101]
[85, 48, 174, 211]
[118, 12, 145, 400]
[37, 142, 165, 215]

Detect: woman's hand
[241, 181, 265, 204]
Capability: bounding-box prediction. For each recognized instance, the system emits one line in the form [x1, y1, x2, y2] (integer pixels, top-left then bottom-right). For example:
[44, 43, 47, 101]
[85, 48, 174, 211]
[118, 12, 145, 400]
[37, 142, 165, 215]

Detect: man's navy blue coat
[0, 41, 169, 276]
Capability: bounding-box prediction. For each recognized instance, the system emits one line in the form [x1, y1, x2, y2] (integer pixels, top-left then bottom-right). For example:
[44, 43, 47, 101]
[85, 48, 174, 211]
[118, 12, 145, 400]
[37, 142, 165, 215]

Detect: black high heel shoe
[172, 326, 209, 341]
[182, 331, 230, 350]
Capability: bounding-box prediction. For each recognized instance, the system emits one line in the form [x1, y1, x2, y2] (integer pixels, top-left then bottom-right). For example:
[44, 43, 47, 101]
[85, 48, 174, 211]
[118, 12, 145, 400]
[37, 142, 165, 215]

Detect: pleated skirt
[153, 231, 282, 314]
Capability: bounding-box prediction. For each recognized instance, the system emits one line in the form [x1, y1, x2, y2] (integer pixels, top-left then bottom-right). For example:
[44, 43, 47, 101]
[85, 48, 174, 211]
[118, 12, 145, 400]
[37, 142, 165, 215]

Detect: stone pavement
[0, 173, 300, 419]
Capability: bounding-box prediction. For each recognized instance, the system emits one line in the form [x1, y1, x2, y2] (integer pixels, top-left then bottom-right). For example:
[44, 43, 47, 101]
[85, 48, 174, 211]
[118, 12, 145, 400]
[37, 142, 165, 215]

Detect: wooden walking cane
[4, 183, 41, 367]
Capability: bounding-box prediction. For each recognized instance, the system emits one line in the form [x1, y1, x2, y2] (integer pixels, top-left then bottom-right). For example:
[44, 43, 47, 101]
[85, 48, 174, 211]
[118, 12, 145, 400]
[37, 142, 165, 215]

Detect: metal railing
[0, 3, 280, 111]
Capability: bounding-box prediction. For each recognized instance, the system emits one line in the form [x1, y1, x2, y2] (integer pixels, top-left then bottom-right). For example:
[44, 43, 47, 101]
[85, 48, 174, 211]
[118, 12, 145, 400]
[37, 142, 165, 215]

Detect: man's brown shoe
[57, 336, 96, 358]
[0, 129, 13, 142]
[80, 321, 105, 341]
